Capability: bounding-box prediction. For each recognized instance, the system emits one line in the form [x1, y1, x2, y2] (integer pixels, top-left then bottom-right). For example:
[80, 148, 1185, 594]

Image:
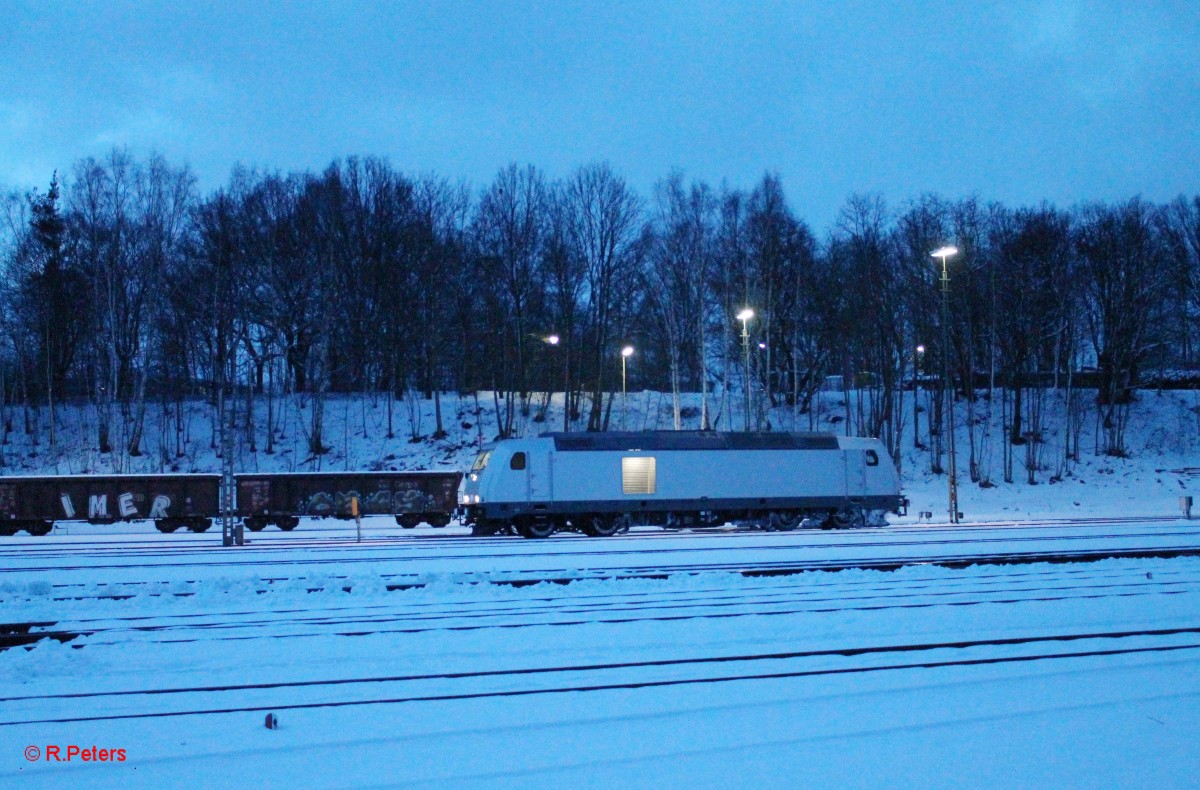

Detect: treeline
[1, 149, 1198, 482]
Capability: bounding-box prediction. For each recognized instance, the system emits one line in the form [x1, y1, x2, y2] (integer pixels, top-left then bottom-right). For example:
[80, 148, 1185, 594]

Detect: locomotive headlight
[470, 473, 478, 482]
[474, 494, 482, 503]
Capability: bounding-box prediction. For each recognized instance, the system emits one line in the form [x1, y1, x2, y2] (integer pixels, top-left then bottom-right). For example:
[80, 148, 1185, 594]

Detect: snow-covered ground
[2, 521, 1200, 787]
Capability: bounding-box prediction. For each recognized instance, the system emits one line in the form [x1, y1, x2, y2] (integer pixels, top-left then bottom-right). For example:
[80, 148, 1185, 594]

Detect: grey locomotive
[458, 431, 906, 538]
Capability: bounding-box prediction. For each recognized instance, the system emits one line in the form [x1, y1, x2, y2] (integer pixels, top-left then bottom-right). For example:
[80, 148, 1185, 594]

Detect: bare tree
[564, 163, 644, 432]
[645, 171, 716, 428]
[1076, 198, 1169, 456]
[473, 164, 550, 434]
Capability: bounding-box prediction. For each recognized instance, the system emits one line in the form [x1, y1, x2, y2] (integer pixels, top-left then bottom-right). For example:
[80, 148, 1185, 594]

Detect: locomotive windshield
[470, 450, 492, 472]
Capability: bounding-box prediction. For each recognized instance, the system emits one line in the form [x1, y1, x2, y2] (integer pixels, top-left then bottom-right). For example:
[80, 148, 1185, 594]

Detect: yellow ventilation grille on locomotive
[622, 457, 656, 495]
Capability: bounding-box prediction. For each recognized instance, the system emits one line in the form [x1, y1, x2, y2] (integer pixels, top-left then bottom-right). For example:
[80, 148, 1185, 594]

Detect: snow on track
[2, 521, 1200, 787]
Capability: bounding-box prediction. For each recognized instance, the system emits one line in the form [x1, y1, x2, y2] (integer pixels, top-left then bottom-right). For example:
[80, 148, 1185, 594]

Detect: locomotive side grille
[622, 457, 656, 495]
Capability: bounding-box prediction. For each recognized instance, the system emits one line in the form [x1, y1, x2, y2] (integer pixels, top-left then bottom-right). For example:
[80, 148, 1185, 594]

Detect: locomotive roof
[542, 431, 840, 452]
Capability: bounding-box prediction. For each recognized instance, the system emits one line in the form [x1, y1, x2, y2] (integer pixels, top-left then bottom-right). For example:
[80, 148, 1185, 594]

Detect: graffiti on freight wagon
[296, 488, 442, 516]
[59, 493, 174, 519]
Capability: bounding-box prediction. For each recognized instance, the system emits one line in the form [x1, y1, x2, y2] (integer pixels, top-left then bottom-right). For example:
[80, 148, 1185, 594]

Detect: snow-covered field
[2, 520, 1200, 787]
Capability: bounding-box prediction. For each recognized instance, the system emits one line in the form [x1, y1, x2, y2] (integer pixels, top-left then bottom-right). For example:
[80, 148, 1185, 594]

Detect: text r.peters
[37, 745, 127, 762]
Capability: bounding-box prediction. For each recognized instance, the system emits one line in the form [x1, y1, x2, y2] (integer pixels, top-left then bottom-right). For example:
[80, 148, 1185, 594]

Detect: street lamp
[737, 308, 754, 431]
[621, 345, 634, 429]
[546, 334, 569, 432]
[914, 344, 925, 449]
[931, 245, 960, 524]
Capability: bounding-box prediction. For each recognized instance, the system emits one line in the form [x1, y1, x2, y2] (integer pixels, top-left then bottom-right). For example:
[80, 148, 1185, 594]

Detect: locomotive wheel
[515, 517, 555, 539]
[777, 513, 803, 531]
[470, 521, 500, 537]
[767, 512, 801, 532]
[829, 506, 865, 529]
[581, 515, 621, 538]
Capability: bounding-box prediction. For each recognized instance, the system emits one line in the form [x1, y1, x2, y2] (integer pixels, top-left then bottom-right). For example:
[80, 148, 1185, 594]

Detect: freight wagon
[0, 474, 220, 535]
[235, 471, 462, 531]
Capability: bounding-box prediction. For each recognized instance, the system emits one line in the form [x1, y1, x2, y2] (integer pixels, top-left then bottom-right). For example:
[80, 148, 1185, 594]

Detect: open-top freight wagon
[0, 474, 220, 535]
[235, 471, 461, 531]
[0, 470, 462, 535]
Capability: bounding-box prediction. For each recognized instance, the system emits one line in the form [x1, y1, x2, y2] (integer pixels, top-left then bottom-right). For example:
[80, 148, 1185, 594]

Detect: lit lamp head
[736, 308, 754, 322]
[546, 334, 559, 345]
[621, 346, 634, 358]
[931, 245, 958, 266]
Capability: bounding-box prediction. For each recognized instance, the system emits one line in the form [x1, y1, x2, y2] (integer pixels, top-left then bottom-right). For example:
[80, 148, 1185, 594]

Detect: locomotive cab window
[622, 457, 656, 495]
[865, 450, 879, 467]
[471, 451, 492, 472]
[510, 452, 526, 471]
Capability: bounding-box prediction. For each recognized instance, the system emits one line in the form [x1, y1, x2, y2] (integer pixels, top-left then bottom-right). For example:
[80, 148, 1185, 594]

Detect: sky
[1, 0, 1197, 230]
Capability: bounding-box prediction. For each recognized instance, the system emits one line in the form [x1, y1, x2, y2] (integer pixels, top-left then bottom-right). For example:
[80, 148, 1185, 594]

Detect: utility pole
[621, 346, 634, 429]
[220, 378, 243, 546]
[737, 309, 754, 431]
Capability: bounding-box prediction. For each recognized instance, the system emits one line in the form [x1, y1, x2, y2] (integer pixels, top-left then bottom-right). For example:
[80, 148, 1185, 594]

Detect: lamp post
[621, 345, 634, 429]
[737, 308, 754, 431]
[931, 246, 960, 524]
[547, 334, 568, 432]
[914, 344, 925, 449]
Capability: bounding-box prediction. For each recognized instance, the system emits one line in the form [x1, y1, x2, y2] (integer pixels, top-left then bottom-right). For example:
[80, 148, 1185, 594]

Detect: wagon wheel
[277, 517, 299, 531]
[27, 520, 53, 537]
[245, 517, 268, 532]
[582, 515, 621, 538]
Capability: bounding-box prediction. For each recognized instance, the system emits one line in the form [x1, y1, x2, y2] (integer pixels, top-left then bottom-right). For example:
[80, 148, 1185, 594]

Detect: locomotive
[457, 431, 906, 538]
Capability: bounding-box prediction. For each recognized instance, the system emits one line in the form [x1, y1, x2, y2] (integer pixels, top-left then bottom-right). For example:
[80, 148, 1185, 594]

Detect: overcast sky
[2, 1, 1197, 229]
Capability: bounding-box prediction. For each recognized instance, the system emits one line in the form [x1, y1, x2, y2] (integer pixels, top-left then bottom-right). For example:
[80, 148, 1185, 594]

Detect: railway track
[4, 521, 1199, 576]
[3, 625, 1197, 727]
[11, 541, 1200, 606]
[6, 563, 1198, 651]
[0, 513, 1187, 556]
